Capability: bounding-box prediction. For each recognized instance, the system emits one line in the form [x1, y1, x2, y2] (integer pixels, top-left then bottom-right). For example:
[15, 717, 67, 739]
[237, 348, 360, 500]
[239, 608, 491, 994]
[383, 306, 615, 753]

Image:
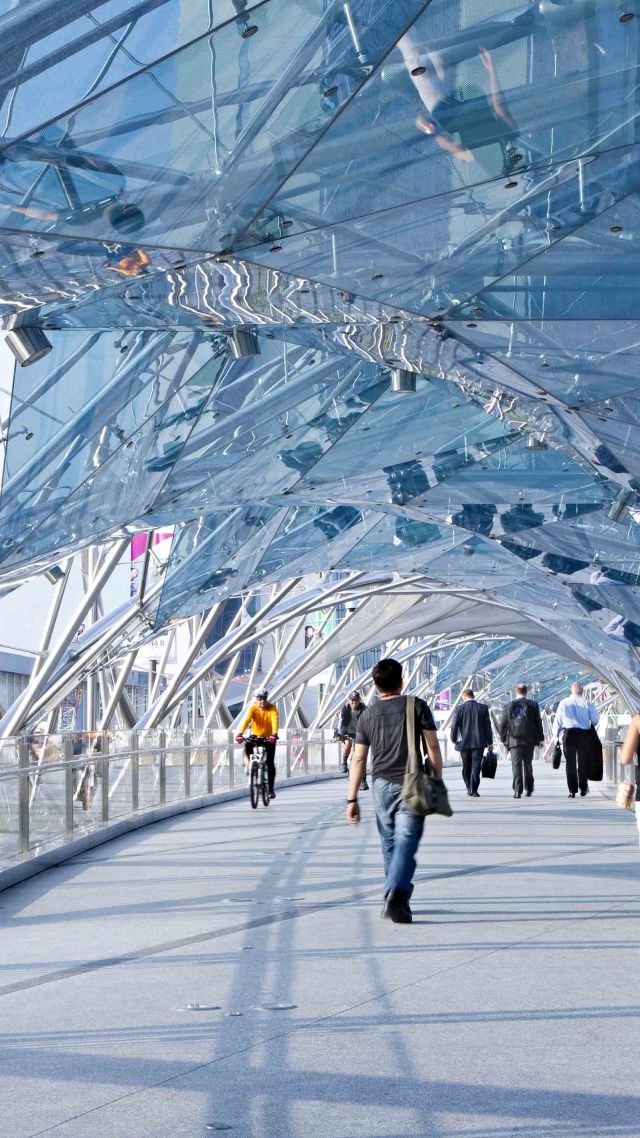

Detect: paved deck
[2, 762, 639, 1138]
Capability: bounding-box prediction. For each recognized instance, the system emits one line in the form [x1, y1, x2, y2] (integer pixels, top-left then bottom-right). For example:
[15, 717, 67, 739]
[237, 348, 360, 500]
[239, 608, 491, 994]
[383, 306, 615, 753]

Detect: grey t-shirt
[356, 695, 436, 786]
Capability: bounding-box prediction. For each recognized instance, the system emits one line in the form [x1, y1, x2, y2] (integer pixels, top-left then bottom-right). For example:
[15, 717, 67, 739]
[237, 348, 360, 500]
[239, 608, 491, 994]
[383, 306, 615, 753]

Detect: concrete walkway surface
[1, 761, 639, 1138]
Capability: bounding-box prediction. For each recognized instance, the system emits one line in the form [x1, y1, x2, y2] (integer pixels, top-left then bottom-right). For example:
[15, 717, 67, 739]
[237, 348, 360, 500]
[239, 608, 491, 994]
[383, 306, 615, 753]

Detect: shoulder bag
[402, 696, 453, 817]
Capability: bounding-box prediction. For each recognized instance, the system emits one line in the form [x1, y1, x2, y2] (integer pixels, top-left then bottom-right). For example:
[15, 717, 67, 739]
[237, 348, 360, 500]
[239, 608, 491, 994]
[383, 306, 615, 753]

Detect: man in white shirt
[553, 682, 599, 798]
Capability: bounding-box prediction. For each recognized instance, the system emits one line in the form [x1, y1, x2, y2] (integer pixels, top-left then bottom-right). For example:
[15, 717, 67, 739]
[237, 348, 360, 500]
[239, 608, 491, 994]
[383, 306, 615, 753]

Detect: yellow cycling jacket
[239, 702, 279, 738]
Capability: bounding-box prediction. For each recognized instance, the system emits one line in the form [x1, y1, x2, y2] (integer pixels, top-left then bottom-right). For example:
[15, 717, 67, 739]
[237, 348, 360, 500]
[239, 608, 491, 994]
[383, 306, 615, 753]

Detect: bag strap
[405, 695, 417, 774]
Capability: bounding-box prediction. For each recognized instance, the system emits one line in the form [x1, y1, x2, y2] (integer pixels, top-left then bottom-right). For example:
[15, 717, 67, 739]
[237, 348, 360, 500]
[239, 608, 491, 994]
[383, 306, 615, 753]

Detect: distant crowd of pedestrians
[340, 661, 637, 926]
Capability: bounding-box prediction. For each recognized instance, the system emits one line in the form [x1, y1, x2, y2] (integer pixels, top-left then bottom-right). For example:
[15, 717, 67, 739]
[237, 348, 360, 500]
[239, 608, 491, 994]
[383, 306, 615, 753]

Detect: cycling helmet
[255, 688, 269, 699]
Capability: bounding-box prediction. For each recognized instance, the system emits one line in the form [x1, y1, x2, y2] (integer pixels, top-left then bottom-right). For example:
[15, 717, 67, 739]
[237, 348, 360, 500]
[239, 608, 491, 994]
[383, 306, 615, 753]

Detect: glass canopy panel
[0, 0, 228, 141]
[461, 189, 640, 322]
[154, 506, 287, 626]
[0, 1, 428, 254]
[431, 642, 485, 694]
[327, 513, 453, 574]
[0, 330, 222, 565]
[237, 144, 640, 317]
[284, 379, 519, 488]
[258, 0, 640, 238]
[152, 352, 389, 511]
[0, 224, 214, 322]
[450, 321, 640, 406]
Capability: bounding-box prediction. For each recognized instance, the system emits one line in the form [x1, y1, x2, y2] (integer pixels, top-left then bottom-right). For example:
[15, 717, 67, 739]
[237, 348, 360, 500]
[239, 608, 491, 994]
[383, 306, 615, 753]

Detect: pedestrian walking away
[499, 683, 544, 798]
[346, 658, 443, 924]
[339, 690, 368, 790]
[619, 714, 640, 845]
[450, 688, 493, 797]
[552, 681, 599, 798]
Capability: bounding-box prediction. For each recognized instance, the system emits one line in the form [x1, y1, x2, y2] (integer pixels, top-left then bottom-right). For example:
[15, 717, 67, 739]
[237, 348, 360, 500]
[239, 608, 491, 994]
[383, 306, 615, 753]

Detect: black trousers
[461, 748, 483, 793]
[245, 740, 276, 792]
[510, 744, 535, 795]
[563, 728, 591, 795]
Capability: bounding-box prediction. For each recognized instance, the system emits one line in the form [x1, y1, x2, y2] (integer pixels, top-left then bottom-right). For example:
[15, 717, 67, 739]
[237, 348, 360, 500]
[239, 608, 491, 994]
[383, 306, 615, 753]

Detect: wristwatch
[347, 797, 358, 804]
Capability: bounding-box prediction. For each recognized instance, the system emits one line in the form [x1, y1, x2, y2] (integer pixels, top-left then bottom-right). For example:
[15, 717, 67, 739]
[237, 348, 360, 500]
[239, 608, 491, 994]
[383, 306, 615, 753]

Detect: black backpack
[509, 700, 534, 741]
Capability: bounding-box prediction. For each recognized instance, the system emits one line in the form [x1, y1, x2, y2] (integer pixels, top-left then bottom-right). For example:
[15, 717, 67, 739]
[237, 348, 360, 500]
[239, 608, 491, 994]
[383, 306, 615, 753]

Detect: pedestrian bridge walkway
[2, 762, 639, 1138]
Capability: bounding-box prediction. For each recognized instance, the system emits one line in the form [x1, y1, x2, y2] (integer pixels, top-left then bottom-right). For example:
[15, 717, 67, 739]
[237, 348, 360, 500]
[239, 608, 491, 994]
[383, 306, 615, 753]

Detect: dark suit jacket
[499, 698, 544, 749]
[450, 699, 493, 751]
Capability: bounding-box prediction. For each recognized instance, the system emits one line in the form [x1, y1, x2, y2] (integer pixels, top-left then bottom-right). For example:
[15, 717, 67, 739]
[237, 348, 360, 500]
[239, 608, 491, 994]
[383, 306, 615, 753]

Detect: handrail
[0, 728, 459, 879]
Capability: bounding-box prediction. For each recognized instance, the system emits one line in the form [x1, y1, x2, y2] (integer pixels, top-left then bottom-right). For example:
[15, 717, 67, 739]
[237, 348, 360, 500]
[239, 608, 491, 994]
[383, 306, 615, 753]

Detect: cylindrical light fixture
[607, 489, 635, 523]
[390, 368, 417, 394]
[229, 329, 260, 358]
[5, 325, 52, 367]
[44, 565, 65, 584]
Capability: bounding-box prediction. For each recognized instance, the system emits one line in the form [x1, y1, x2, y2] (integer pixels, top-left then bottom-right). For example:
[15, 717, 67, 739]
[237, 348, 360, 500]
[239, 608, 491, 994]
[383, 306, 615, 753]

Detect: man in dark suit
[499, 683, 545, 799]
[450, 689, 493, 798]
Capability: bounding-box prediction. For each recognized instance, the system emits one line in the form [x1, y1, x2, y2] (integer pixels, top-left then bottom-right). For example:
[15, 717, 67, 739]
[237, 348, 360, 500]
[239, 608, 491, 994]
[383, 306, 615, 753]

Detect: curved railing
[0, 727, 462, 883]
[0, 729, 338, 876]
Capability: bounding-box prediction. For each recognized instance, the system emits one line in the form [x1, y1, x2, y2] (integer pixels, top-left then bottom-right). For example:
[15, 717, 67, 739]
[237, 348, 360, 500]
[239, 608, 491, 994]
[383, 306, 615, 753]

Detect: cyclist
[339, 691, 369, 790]
[236, 689, 279, 799]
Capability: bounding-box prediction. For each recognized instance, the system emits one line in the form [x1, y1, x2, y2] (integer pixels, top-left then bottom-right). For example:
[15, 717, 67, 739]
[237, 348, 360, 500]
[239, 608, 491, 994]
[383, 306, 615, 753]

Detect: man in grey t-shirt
[346, 657, 442, 924]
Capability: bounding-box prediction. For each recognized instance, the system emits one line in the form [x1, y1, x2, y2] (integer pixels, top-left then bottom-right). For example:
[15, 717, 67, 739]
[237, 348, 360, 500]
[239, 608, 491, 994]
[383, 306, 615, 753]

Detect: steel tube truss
[3, 549, 639, 741]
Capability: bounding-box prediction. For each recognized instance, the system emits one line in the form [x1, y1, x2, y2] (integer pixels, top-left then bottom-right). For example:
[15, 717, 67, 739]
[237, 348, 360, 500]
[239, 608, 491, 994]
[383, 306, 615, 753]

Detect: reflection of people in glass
[398, 35, 520, 174]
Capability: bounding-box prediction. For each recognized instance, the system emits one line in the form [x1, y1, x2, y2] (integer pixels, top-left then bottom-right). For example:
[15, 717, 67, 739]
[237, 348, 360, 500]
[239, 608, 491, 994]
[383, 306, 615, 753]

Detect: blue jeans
[373, 778, 425, 897]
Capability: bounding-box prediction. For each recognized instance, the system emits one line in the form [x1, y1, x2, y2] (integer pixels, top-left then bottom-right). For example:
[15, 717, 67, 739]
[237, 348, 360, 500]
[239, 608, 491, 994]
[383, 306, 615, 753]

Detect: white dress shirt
[553, 695, 599, 738]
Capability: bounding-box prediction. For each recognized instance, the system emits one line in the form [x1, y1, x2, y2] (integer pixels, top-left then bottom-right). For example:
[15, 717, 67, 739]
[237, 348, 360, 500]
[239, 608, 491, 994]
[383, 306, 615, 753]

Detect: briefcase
[481, 750, 497, 779]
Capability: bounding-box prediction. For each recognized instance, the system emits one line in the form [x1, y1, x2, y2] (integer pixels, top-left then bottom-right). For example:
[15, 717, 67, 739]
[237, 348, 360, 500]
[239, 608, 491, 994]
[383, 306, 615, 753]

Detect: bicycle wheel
[250, 763, 259, 809]
[261, 768, 270, 807]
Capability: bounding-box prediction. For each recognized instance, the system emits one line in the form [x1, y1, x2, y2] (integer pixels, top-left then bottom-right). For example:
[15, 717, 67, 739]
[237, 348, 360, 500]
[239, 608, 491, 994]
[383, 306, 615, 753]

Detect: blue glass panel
[0, 1, 428, 254]
[259, 0, 640, 236]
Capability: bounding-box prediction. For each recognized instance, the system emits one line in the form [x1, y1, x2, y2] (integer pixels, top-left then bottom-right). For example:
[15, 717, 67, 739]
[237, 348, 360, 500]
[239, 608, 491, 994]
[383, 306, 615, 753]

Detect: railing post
[159, 730, 167, 804]
[206, 729, 213, 794]
[64, 736, 74, 839]
[320, 732, 325, 772]
[18, 739, 30, 854]
[304, 732, 309, 775]
[101, 733, 110, 824]
[184, 729, 191, 798]
[286, 737, 291, 778]
[131, 730, 139, 812]
[228, 730, 235, 788]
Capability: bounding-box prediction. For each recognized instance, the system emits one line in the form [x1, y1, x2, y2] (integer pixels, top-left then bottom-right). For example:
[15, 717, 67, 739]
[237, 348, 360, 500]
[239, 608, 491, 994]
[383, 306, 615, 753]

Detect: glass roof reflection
[1, 0, 640, 687]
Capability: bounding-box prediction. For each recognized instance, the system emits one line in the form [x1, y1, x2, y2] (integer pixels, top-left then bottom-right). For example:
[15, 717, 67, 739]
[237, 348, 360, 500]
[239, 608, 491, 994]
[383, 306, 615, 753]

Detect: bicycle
[244, 734, 270, 809]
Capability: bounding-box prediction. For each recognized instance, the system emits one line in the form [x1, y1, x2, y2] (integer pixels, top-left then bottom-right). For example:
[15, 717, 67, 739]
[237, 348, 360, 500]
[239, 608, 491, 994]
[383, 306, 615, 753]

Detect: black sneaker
[580, 787, 589, 796]
[360, 779, 369, 791]
[382, 890, 412, 924]
[269, 791, 276, 799]
[341, 763, 349, 774]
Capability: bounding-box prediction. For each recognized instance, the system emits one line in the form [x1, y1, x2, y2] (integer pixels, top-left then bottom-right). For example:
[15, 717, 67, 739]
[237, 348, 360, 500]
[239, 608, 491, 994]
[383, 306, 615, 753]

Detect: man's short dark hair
[372, 657, 403, 692]
[516, 683, 527, 695]
[462, 688, 474, 699]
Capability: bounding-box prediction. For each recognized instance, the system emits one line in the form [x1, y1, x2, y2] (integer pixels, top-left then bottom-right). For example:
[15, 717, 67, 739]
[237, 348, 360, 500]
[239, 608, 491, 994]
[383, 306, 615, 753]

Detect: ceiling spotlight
[462, 543, 474, 556]
[525, 433, 547, 451]
[44, 564, 65, 584]
[229, 329, 260, 358]
[607, 489, 635, 523]
[390, 368, 417, 394]
[5, 325, 52, 367]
